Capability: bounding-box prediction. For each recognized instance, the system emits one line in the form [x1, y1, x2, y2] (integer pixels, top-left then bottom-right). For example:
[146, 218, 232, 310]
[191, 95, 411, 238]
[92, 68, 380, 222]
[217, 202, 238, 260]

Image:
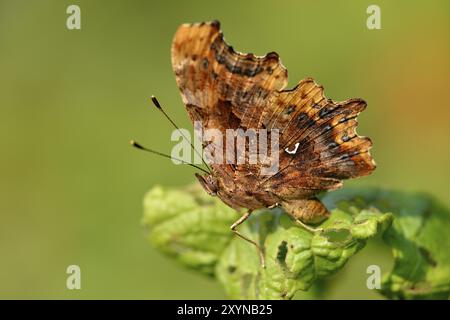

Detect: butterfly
[141, 20, 376, 266]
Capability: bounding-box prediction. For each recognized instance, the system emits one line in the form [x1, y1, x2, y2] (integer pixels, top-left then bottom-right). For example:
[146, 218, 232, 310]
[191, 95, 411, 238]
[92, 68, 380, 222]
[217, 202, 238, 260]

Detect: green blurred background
[1, 0, 449, 299]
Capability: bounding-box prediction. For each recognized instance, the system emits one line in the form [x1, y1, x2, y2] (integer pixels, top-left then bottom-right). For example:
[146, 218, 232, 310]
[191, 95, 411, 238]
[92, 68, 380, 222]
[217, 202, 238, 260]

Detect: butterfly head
[195, 173, 218, 196]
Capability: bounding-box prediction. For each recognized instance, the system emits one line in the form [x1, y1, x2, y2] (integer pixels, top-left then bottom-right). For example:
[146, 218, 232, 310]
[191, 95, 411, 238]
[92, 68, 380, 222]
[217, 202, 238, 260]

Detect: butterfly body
[171, 21, 376, 224]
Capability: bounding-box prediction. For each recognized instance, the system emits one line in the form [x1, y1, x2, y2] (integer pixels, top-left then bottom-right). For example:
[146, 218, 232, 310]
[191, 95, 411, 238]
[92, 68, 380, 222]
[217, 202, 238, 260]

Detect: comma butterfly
[142, 21, 376, 266]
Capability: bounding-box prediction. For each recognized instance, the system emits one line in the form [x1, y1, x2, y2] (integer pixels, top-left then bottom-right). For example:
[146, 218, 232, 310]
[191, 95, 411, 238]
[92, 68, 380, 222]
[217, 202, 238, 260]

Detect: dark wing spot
[210, 40, 263, 77]
[297, 113, 315, 128]
[319, 106, 333, 118]
[245, 53, 254, 60]
[215, 52, 225, 64]
[202, 58, 209, 69]
[297, 113, 308, 122]
[328, 142, 338, 148]
[210, 20, 221, 29]
[286, 105, 295, 115]
[231, 65, 242, 74]
[340, 115, 357, 123]
[243, 67, 263, 77]
[265, 52, 279, 60]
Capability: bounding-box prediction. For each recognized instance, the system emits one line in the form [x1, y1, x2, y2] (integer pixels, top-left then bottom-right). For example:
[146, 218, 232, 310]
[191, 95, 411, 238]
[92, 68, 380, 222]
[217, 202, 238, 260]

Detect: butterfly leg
[282, 198, 327, 233]
[294, 219, 323, 233]
[230, 210, 265, 268]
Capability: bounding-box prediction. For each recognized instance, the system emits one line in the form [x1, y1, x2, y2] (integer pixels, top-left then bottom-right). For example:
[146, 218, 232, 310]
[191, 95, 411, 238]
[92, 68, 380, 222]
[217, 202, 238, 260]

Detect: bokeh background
[1, 0, 449, 299]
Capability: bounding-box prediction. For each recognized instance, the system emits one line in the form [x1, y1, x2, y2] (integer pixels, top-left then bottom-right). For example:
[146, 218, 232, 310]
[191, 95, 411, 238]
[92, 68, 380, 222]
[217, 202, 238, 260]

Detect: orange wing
[259, 78, 375, 199]
[171, 21, 375, 200]
[171, 21, 287, 130]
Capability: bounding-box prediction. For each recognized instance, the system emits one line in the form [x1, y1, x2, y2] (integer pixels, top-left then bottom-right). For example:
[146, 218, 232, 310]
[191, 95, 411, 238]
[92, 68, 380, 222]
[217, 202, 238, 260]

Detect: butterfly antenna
[129, 140, 210, 175]
[150, 95, 211, 173]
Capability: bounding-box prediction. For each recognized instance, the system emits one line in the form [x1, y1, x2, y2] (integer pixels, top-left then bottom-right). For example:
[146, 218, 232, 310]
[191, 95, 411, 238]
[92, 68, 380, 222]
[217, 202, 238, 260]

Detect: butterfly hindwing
[261, 79, 375, 197]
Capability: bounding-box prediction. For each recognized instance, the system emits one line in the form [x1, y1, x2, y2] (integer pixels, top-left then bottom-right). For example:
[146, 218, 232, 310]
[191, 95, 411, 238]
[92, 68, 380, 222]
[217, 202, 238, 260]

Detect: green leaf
[142, 185, 239, 275]
[142, 185, 450, 300]
[384, 199, 450, 299]
[323, 189, 450, 299]
[215, 206, 392, 299]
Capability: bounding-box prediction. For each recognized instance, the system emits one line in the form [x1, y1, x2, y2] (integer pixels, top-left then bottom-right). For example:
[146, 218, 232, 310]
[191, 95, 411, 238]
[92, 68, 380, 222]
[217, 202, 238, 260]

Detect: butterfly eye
[195, 173, 218, 196]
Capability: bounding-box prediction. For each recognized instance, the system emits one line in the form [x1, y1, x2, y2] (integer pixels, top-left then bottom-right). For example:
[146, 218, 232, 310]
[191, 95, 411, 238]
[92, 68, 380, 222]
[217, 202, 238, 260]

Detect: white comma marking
[285, 142, 300, 155]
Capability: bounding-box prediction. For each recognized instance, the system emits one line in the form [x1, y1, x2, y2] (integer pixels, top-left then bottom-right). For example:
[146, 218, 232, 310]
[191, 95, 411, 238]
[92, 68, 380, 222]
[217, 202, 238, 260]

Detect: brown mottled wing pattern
[171, 21, 287, 131]
[171, 21, 375, 202]
[259, 78, 375, 198]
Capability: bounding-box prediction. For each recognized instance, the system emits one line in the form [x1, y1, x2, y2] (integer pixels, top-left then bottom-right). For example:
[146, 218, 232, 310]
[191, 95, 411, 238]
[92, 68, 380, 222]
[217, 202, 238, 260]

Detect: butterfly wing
[171, 21, 288, 131]
[171, 21, 376, 218]
[260, 78, 376, 199]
